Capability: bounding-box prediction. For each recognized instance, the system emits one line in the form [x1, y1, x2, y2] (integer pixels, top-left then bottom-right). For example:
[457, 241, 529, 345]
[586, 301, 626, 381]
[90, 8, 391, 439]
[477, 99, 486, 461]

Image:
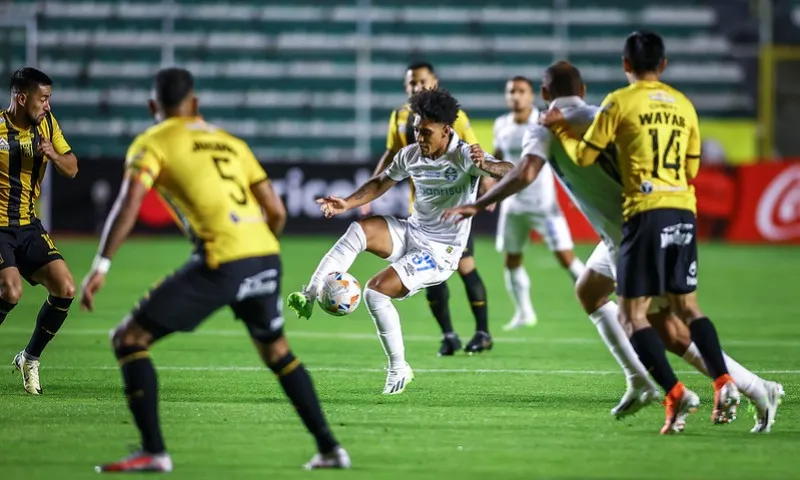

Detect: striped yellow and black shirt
[0, 111, 71, 227]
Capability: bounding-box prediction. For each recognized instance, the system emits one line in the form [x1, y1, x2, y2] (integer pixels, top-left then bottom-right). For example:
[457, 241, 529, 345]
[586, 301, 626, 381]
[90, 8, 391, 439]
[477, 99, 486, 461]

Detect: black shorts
[616, 208, 698, 298]
[0, 221, 64, 285]
[460, 232, 475, 259]
[132, 254, 284, 343]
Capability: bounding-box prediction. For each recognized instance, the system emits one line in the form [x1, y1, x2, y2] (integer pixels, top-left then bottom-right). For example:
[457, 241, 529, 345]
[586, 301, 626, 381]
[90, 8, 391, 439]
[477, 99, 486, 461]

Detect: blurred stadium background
[0, 0, 798, 244]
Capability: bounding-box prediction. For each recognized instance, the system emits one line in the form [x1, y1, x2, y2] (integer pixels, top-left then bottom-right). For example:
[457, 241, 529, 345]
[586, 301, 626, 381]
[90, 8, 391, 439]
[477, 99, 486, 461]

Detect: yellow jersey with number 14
[125, 117, 279, 268]
[582, 81, 702, 221]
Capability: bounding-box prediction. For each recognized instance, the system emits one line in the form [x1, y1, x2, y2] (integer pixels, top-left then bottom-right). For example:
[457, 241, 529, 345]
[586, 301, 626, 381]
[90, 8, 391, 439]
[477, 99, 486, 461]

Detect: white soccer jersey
[385, 132, 492, 247]
[493, 108, 558, 214]
[521, 96, 624, 245]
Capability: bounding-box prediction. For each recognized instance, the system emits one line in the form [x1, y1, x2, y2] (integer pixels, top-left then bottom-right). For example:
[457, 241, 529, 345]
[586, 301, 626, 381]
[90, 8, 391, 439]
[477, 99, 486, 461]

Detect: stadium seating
[3, 1, 753, 160]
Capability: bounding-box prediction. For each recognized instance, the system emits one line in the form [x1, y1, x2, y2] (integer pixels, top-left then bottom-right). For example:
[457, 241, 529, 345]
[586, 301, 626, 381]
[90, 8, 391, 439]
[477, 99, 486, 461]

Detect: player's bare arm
[442, 154, 545, 222]
[251, 179, 287, 237]
[469, 144, 514, 178]
[38, 138, 78, 178]
[80, 175, 149, 311]
[318, 173, 397, 218]
[540, 108, 601, 167]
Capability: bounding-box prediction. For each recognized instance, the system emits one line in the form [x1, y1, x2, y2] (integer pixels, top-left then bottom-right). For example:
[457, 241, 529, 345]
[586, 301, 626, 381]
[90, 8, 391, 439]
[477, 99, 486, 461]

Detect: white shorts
[383, 216, 462, 299]
[495, 206, 575, 254]
[585, 241, 668, 314]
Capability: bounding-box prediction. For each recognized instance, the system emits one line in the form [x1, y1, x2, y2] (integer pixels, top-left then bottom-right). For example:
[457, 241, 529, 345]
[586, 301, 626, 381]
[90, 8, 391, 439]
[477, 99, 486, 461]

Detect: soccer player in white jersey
[492, 76, 584, 330]
[444, 62, 783, 433]
[287, 89, 514, 394]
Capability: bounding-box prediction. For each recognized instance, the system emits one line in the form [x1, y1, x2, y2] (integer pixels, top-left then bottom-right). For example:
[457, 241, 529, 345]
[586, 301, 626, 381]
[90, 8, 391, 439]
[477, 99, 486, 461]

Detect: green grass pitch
[1, 237, 798, 479]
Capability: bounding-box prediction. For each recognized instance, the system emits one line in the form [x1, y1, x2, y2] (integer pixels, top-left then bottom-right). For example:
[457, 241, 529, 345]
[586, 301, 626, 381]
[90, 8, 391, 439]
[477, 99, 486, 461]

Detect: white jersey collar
[548, 96, 586, 110]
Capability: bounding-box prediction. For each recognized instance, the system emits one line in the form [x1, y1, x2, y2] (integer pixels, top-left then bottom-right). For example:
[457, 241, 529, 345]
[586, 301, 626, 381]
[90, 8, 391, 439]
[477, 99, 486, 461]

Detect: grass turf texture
[0, 237, 798, 479]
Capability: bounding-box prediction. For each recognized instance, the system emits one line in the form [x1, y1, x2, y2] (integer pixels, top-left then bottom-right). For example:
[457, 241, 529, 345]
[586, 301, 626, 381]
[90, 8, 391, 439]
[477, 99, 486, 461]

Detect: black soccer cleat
[438, 335, 462, 356]
[464, 331, 493, 355]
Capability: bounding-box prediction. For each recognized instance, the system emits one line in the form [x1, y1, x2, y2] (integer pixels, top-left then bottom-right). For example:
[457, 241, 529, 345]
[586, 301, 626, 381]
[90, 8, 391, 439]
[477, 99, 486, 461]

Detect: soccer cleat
[438, 335, 462, 356]
[304, 446, 352, 470]
[712, 375, 741, 425]
[287, 290, 315, 320]
[382, 363, 414, 395]
[611, 379, 661, 419]
[502, 314, 537, 331]
[95, 450, 173, 473]
[661, 383, 700, 434]
[12, 351, 41, 395]
[750, 380, 784, 434]
[464, 331, 493, 355]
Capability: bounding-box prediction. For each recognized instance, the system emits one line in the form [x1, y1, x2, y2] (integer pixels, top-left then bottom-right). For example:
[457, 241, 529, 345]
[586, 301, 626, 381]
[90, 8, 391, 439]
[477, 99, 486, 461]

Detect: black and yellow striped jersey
[0, 111, 71, 227]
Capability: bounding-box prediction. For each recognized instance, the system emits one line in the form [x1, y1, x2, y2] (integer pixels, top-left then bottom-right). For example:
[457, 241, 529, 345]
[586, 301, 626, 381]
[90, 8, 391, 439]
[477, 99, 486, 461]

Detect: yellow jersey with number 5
[125, 117, 278, 268]
[582, 81, 701, 220]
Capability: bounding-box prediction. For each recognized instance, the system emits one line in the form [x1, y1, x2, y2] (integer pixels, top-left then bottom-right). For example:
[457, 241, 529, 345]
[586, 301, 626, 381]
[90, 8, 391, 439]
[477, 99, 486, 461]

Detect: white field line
[2, 328, 799, 347]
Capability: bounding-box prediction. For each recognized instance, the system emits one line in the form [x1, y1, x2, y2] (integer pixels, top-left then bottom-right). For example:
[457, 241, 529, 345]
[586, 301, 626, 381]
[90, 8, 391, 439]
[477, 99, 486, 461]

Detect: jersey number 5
[212, 157, 248, 206]
[649, 128, 682, 180]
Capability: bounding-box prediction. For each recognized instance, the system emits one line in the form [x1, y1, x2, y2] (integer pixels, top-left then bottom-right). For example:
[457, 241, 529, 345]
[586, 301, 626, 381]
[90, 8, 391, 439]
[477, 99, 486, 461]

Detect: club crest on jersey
[640, 180, 654, 194]
[444, 166, 457, 182]
[649, 91, 675, 103]
[0, 138, 8, 151]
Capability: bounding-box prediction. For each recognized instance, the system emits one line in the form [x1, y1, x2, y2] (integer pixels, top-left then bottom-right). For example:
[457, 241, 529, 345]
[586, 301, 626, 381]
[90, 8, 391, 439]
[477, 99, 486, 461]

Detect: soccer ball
[317, 272, 362, 316]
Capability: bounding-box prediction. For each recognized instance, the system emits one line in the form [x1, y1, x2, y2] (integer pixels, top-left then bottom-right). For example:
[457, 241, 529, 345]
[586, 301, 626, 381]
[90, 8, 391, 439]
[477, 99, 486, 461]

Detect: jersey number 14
[649, 128, 682, 180]
[212, 156, 248, 206]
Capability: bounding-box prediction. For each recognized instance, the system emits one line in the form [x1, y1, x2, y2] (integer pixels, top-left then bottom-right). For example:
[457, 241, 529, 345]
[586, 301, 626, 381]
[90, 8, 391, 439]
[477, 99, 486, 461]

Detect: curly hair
[408, 88, 460, 126]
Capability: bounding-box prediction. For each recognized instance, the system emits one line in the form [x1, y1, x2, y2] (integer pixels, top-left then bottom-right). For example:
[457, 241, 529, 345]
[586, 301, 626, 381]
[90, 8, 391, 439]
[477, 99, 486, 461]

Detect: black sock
[115, 345, 165, 454]
[25, 296, 72, 358]
[689, 317, 729, 379]
[270, 352, 338, 454]
[426, 283, 454, 336]
[629, 327, 679, 393]
[0, 298, 17, 327]
[461, 270, 488, 334]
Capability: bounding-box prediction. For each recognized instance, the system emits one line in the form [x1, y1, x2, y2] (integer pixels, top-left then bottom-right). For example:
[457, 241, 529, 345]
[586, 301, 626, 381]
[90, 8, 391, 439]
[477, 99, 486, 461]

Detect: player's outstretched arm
[469, 145, 514, 179]
[251, 180, 287, 237]
[318, 173, 397, 218]
[80, 174, 149, 311]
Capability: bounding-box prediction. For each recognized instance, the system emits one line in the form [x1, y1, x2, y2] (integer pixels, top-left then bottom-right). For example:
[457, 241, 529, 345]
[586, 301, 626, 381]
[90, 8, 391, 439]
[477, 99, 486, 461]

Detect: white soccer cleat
[712, 380, 741, 425]
[750, 380, 784, 434]
[303, 446, 352, 470]
[12, 351, 41, 395]
[502, 314, 537, 331]
[611, 378, 661, 419]
[382, 363, 414, 395]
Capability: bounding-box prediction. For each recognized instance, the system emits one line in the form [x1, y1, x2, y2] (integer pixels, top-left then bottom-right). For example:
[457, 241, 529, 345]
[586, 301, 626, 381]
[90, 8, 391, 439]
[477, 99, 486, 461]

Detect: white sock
[306, 222, 366, 298]
[589, 301, 651, 385]
[364, 288, 405, 369]
[681, 342, 765, 399]
[567, 258, 585, 281]
[503, 266, 536, 320]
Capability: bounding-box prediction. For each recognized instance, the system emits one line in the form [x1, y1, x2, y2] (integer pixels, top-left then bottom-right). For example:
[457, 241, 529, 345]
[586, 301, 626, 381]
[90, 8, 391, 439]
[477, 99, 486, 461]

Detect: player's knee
[504, 253, 523, 270]
[555, 250, 574, 269]
[458, 256, 475, 275]
[1, 280, 23, 304]
[259, 335, 290, 366]
[52, 277, 76, 299]
[574, 269, 614, 314]
[425, 282, 449, 303]
[110, 317, 152, 350]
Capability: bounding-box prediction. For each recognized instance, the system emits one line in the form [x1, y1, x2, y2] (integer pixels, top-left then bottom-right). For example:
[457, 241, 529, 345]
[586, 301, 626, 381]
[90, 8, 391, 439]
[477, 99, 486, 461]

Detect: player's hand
[538, 108, 566, 129]
[37, 138, 58, 159]
[486, 203, 497, 213]
[359, 203, 372, 217]
[469, 144, 485, 169]
[442, 204, 481, 223]
[316, 196, 349, 218]
[79, 271, 106, 312]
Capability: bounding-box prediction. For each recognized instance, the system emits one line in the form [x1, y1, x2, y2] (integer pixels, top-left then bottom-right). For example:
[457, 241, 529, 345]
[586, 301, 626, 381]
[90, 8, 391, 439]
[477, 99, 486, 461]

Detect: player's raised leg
[496, 208, 537, 331]
[364, 266, 414, 394]
[575, 261, 659, 418]
[14, 238, 75, 395]
[288, 216, 394, 319]
[459, 250, 493, 355]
